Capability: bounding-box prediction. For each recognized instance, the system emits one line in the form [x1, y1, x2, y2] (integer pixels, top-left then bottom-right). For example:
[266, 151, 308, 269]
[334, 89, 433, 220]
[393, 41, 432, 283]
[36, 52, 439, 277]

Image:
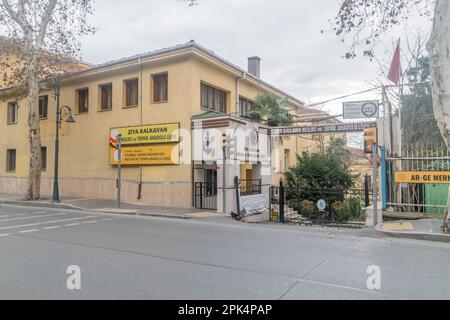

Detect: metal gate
[383, 144, 450, 217]
[194, 182, 217, 210]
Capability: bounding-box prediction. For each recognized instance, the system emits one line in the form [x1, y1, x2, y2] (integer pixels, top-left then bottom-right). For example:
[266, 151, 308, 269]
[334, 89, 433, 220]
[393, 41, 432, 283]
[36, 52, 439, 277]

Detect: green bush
[336, 197, 364, 222]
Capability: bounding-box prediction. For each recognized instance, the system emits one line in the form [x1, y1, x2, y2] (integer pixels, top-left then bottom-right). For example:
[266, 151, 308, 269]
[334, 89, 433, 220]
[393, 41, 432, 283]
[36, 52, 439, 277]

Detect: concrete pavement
[1, 203, 450, 299]
[0, 194, 219, 219]
[378, 219, 450, 242]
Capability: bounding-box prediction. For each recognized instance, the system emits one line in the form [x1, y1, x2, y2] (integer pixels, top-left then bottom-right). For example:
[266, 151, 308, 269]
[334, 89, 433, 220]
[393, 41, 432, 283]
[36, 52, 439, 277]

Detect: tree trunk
[427, 0, 450, 232]
[25, 55, 41, 200]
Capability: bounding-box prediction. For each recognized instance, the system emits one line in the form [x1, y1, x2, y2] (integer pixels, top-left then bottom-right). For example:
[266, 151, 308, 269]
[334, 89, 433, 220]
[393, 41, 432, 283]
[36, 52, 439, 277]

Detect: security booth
[192, 112, 272, 214]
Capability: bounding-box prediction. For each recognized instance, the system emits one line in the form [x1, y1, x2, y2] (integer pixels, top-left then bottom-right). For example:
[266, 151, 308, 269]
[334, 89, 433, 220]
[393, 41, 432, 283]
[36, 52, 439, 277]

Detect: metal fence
[381, 81, 449, 217]
[384, 144, 450, 216]
[240, 179, 262, 196]
[270, 183, 371, 228]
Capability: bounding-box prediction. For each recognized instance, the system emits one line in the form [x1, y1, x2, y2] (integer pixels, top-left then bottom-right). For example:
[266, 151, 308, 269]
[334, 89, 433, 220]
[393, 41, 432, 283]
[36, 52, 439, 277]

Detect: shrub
[336, 197, 364, 222]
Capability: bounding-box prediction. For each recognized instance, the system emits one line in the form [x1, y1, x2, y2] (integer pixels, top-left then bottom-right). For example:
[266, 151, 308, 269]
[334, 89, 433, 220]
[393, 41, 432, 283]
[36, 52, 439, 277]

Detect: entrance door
[194, 169, 217, 210]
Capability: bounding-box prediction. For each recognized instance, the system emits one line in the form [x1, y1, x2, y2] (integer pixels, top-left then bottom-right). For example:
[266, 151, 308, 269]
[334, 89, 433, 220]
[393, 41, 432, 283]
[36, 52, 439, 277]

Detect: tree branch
[36, 0, 56, 48]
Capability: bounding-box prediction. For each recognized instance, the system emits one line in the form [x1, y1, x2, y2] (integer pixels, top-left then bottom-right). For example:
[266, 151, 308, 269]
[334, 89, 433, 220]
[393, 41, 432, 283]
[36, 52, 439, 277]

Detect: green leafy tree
[285, 153, 354, 190]
[284, 140, 355, 220]
[401, 56, 445, 147]
[247, 93, 293, 126]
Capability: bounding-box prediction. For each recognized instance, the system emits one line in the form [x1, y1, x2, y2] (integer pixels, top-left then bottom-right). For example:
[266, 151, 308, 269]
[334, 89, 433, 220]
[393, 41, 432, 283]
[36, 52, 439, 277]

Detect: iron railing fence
[240, 179, 262, 196]
[385, 144, 450, 216]
[270, 185, 371, 228]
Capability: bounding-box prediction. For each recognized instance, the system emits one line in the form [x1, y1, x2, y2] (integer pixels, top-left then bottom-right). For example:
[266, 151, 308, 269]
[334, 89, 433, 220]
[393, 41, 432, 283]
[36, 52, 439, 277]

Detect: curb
[0, 199, 82, 211]
[376, 225, 450, 243]
[0, 199, 191, 220]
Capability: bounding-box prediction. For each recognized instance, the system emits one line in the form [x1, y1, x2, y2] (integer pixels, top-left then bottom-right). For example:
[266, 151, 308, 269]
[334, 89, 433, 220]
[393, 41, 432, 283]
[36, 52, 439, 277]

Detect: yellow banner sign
[395, 171, 450, 184]
[110, 123, 180, 145]
[109, 145, 179, 165]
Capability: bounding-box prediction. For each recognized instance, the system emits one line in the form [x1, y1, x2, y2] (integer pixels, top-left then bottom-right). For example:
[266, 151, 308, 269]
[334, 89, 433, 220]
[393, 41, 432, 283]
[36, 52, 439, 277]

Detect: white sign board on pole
[343, 101, 379, 119]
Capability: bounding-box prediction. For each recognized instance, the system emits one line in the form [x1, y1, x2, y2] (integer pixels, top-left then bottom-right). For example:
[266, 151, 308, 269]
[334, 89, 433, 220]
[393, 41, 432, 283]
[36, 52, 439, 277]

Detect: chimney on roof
[247, 56, 261, 78]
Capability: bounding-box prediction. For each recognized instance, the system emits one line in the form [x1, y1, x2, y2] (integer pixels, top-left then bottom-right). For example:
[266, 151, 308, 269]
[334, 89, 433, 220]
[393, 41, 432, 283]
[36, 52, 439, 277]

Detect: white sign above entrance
[343, 101, 379, 119]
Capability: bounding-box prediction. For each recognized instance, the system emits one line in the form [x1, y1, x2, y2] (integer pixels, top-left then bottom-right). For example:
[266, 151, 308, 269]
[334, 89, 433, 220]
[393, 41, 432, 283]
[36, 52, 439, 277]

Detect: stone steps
[270, 204, 313, 225]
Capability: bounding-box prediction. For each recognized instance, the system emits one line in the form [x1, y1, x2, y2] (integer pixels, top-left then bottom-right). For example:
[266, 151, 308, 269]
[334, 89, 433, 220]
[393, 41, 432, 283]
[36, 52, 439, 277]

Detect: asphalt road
[0, 204, 449, 300]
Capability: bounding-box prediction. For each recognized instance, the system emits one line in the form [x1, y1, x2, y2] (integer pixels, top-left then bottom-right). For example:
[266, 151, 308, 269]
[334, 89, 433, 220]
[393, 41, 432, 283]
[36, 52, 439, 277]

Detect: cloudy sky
[79, 0, 431, 116]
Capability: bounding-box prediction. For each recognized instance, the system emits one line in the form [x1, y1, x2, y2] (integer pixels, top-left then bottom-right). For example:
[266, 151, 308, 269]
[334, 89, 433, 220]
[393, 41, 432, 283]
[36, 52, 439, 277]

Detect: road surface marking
[0, 213, 67, 223]
[0, 215, 10, 218]
[43, 226, 61, 230]
[14, 214, 27, 217]
[0, 233, 12, 237]
[64, 223, 80, 227]
[32, 212, 46, 214]
[0, 216, 96, 231]
[83, 220, 98, 224]
[19, 229, 39, 234]
[101, 218, 114, 222]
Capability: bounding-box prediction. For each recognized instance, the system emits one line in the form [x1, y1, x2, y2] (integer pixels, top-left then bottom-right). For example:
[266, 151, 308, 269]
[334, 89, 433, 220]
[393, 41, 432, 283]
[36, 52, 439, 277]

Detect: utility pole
[52, 76, 61, 203]
[117, 134, 122, 209]
[372, 142, 379, 226]
[52, 76, 75, 203]
[222, 134, 227, 214]
[382, 86, 394, 155]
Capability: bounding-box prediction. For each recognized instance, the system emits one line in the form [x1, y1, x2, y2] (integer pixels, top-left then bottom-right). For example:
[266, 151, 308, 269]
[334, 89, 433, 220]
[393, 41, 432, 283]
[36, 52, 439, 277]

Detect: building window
[6, 149, 16, 172]
[284, 149, 291, 171]
[7, 102, 18, 124]
[100, 83, 113, 111]
[77, 88, 89, 114]
[41, 147, 47, 171]
[239, 97, 255, 117]
[39, 95, 48, 119]
[125, 78, 139, 107]
[201, 83, 226, 113]
[204, 169, 217, 196]
[153, 73, 168, 103]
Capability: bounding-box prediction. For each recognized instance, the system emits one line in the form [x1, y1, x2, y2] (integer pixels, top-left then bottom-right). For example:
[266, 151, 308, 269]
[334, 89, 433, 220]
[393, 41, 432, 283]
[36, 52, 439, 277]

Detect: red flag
[388, 42, 401, 85]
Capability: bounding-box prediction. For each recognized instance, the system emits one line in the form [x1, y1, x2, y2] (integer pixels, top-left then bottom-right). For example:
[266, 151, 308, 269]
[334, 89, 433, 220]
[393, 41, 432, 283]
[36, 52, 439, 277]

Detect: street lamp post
[52, 76, 75, 203]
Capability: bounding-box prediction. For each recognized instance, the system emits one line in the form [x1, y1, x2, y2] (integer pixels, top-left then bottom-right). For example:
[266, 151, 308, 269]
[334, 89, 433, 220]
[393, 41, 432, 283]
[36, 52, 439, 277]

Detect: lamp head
[65, 114, 75, 123]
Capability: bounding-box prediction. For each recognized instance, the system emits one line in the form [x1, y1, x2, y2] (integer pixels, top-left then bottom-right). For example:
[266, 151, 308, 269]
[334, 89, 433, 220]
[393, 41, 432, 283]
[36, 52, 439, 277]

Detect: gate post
[381, 145, 387, 210]
[199, 183, 204, 210]
[372, 142, 379, 226]
[234, 176, 241, 216]
[279, 180, 285, 224]
[364, 174, 370, 208]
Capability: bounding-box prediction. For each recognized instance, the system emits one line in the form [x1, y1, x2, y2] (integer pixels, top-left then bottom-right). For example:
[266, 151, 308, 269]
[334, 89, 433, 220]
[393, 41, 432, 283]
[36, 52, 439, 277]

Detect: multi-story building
[0, 40, 333, 213]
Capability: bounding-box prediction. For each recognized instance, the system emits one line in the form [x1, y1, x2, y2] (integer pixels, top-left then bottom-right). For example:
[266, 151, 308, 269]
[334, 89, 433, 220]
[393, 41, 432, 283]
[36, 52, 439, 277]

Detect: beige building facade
[0, 41, 331, 211]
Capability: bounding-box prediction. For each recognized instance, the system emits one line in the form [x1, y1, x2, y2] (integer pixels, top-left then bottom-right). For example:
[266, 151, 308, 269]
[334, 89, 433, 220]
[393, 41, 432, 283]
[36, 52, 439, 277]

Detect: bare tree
[331, 0, 450, 232]
[0, 0, 95, 200]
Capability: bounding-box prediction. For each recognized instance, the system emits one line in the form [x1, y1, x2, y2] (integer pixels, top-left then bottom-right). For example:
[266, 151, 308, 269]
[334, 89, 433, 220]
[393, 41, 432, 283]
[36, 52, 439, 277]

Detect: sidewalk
[0, 194, 221, 220]
[377, 219, 450, 243]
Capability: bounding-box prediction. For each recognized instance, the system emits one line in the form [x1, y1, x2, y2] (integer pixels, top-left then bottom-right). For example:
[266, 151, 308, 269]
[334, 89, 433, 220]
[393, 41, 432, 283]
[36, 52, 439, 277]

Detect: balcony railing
[240, 179, 262, 196]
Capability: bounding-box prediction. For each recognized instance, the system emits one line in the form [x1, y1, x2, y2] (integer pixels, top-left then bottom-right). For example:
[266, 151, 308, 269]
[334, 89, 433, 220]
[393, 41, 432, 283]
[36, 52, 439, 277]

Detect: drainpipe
[137, 57, 144, 200]
[236, 72, 245, 115]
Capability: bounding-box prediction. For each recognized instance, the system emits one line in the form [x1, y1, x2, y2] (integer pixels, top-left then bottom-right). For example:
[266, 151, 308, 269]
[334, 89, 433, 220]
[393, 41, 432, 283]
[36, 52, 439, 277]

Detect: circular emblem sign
[361, 102, 378, 118]
[317, 199, 326, 211]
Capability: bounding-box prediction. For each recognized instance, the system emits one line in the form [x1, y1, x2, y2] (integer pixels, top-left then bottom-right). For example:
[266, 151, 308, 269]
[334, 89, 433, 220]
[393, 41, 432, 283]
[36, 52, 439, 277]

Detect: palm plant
[247, 93, 293, 126]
